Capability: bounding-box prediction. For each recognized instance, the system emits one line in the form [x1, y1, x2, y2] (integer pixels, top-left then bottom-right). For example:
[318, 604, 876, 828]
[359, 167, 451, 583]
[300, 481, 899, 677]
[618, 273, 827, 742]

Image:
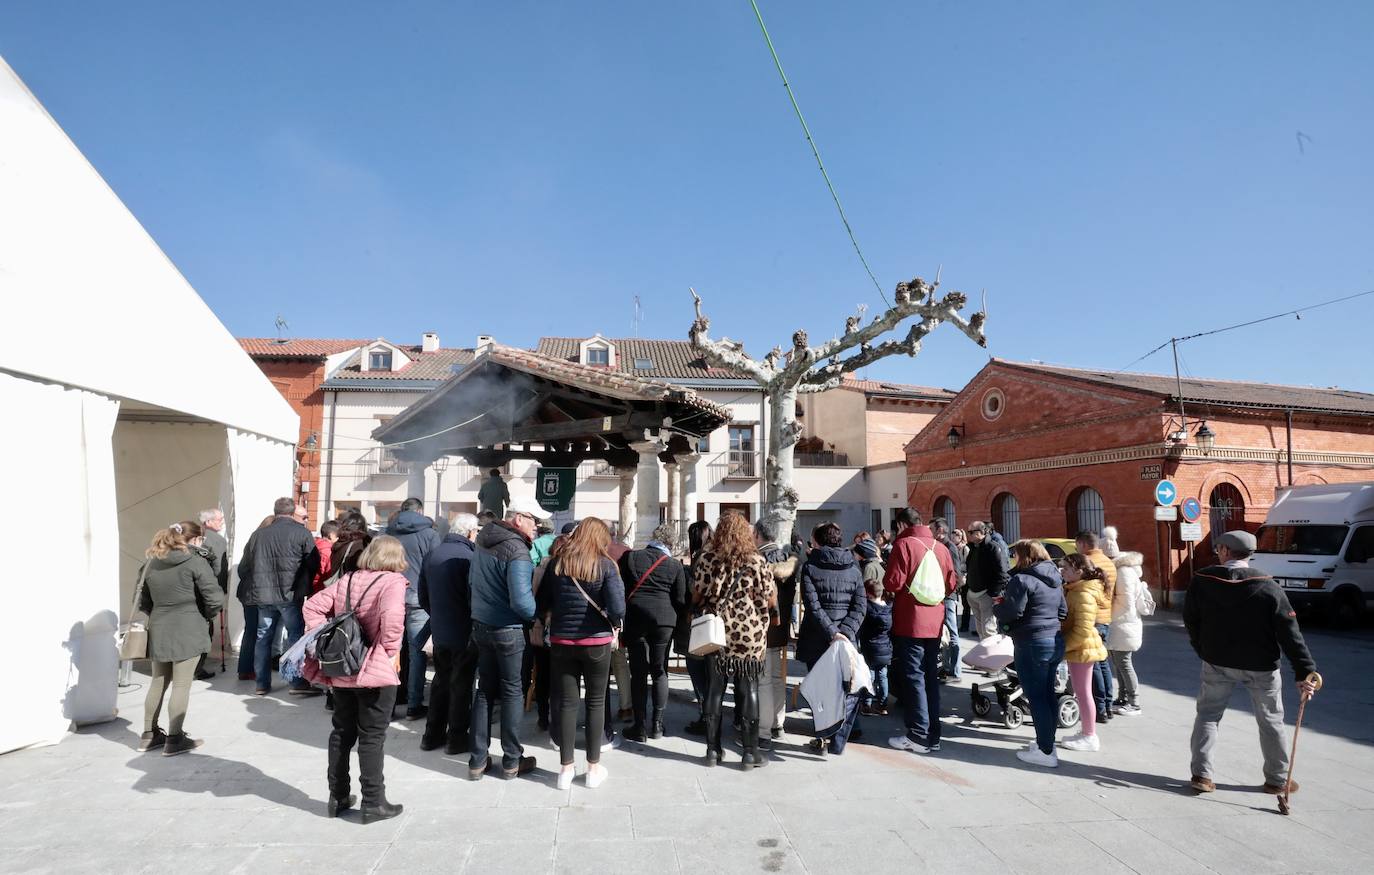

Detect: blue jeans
[405, 606, 431, 710]
[237, 603, 259, 676]
[1092, 623, 1114, 714]
[942, 597, 961, 678]
[1014, 635, 1065, 755]
[470, 622, 527, 771]
[893, 636, 942, 746]
[863, 665, 889, 709]
[254, 602, 306, 692]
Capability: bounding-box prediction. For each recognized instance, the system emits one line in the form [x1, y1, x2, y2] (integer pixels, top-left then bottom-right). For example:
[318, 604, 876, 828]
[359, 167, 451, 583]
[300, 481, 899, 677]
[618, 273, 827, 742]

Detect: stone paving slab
[2, 615, 1372, 873]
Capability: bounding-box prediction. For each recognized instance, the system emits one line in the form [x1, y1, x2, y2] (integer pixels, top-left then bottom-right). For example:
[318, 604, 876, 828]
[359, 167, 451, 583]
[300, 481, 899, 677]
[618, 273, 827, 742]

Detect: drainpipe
[1285, 409, 1294, 486]
[323, 389, 338, 518]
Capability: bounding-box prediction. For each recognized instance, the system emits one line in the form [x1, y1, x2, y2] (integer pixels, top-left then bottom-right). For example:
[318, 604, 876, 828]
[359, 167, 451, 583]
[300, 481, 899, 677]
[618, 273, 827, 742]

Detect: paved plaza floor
[2, 614, 1372, 874]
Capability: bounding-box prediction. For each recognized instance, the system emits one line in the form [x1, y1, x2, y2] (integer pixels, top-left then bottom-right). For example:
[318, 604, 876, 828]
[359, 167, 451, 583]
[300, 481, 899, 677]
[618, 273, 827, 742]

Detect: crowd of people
[126, 495, 1320, 822]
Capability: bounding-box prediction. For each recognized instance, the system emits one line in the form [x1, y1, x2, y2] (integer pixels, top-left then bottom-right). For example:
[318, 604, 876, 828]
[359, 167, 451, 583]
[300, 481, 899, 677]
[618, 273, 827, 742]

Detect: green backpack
[907, 540, 945, 606]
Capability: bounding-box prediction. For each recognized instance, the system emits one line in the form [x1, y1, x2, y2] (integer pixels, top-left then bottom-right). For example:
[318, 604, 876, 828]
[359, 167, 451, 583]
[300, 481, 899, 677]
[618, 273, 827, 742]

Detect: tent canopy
[0, 56, 297, 445]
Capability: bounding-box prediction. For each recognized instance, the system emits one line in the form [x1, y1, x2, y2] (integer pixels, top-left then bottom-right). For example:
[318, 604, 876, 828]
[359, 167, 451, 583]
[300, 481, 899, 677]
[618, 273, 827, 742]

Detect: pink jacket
[302, 569, 406, 689]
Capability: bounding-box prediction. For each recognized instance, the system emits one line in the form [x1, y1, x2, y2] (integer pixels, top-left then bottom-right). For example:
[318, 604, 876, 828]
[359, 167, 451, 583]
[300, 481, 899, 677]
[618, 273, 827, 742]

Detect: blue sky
[3, 2, 1371, 391]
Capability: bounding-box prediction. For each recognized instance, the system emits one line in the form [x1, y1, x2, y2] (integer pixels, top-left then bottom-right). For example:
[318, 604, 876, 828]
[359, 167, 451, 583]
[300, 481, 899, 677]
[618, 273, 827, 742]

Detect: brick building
[906, 360, 1374, 598]
[239, 338, 368, 529]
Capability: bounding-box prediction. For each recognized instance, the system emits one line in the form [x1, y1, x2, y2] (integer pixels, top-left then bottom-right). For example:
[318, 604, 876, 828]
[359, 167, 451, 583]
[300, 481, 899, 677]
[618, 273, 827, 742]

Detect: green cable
[748, 0, 890, 306]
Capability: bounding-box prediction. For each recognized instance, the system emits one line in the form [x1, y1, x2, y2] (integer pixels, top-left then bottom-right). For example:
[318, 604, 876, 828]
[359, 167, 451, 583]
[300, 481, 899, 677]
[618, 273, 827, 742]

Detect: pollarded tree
[688, 276, 987, 545]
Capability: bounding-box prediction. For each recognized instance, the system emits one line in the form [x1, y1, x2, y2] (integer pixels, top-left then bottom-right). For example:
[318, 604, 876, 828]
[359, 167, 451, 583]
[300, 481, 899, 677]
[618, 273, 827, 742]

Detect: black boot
[624, 722, 647, 743]
[649, 710, 664, 740]
[704, 711, 724, 765]
[327, 793, 356, 817]
[747, 720, 766, 767]
[360, 798, 404, 824]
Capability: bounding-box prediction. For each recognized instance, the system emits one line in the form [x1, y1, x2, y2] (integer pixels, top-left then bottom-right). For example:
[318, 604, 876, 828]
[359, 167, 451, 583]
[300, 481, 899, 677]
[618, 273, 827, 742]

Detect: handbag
[118, 563, 152, 661]
[688, 570, 742, 656]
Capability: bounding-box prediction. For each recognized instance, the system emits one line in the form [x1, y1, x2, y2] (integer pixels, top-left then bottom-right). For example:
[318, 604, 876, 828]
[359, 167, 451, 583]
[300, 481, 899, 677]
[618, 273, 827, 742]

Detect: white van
[1250, 482, 1374, 624]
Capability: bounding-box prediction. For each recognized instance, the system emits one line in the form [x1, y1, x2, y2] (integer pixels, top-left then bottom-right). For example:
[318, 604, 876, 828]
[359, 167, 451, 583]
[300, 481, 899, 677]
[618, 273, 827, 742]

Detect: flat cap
[1216, 530, 1256, 554]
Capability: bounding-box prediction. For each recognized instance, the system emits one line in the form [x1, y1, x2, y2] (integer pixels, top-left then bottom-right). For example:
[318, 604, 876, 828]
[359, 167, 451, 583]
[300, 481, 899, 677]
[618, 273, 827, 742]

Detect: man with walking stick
[1184, 530, 1319, 796]
[197, 507, 231, 679]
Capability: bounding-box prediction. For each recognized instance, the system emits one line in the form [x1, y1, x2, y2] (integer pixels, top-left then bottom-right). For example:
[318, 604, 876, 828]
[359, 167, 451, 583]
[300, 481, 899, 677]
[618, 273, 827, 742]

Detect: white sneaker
[887, 735, 932, 754]
[1016, 747, 1060, 768]
[1061, 734, 1100, 752]
[557, 766, 575, 790]
[1058, 733, 1083, 747]
[585, 763, 608, 789]
[1115, 703, 1142, 717]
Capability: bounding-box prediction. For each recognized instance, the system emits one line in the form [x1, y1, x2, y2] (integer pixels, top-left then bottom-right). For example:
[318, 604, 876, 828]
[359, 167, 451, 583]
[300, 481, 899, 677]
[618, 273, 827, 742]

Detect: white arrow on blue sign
[1154, 480, 1178, 506]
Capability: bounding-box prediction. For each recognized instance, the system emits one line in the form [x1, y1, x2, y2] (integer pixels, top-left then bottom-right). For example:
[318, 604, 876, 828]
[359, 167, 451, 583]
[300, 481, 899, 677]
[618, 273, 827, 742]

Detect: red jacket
[312, 537, 335, 593]
[882, 526, 957, 639]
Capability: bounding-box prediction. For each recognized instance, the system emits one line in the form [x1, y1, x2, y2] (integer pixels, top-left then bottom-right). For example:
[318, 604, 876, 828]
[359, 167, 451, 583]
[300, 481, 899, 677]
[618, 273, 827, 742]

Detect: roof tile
[239, 338, 369, 358]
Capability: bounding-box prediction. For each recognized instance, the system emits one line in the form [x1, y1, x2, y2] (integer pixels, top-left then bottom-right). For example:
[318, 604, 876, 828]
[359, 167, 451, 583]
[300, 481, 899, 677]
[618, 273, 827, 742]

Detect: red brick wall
[252, 358, 323, 530]
[907, 363, 1374, 597]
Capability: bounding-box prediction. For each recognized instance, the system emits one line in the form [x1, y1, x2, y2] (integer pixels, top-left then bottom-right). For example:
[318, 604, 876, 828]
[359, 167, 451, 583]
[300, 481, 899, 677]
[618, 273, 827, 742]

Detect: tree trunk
[764, 385, 800, 546]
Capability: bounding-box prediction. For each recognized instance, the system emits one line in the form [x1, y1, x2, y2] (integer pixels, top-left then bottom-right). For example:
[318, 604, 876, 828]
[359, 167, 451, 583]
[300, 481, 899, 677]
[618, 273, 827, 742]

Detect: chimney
[421, 332, 440, 353]
[476, 334, 495, 352]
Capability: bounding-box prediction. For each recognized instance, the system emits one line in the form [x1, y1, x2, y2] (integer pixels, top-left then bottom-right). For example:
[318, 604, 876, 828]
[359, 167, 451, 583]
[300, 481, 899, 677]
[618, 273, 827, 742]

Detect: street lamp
[1195, 421, 1216, 455]
[432, 456, 450, 520]
[947, 424, 965, 450]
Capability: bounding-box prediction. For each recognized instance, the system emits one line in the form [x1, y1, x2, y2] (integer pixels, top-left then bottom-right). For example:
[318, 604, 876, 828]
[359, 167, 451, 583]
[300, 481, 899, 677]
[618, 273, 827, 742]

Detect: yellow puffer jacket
[1062, 579, 1109, 663]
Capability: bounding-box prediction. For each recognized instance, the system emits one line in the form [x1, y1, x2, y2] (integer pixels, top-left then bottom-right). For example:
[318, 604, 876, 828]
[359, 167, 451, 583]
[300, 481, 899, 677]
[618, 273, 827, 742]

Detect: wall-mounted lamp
[947, 424, 966, 450]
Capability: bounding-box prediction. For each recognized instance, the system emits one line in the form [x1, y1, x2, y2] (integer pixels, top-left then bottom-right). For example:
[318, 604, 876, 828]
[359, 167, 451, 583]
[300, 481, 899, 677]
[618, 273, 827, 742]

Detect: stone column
[631, 440, 663, 548]
[676, 452, 700, 543]
[616, 466, 637, 545]
[664, 460, 680, 539]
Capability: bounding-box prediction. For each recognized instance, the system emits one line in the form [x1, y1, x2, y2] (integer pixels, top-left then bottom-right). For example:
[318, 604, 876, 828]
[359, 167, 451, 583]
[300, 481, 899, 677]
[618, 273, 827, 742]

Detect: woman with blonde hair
[692, 512, 777, 769]
[536, 517, 626, 789]
[993, 539, 1067, 768]
[138, 523, 224, 756]
[1058, 553, 1111, 753]
[303, 534, 408, 823]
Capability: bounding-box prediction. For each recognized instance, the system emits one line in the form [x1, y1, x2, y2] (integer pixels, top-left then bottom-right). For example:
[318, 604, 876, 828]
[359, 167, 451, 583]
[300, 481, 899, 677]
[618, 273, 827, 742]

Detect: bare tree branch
[687, 287, 776, 384]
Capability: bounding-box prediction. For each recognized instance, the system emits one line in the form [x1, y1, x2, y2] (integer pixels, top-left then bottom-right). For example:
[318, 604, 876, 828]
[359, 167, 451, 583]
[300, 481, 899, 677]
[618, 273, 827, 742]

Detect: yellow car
[1035, 538, 1079, 562]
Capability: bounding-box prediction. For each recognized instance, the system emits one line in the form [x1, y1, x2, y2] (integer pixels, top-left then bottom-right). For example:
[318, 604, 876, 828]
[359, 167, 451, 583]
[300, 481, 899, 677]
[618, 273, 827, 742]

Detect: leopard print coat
[692, 549, 776, 674]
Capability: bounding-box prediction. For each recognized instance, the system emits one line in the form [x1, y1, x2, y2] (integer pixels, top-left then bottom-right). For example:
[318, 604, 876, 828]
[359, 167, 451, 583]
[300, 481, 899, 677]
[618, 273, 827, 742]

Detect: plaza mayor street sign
[1154, 479, 1178, 506]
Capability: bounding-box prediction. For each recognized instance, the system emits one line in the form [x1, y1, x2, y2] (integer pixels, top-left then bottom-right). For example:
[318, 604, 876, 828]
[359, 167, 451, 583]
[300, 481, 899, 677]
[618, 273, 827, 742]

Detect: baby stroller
[963, 636, 1079, 731]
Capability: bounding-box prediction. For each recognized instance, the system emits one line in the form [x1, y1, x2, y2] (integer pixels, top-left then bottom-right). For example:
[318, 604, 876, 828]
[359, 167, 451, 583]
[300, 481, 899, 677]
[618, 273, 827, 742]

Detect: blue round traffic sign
[1154, 480, 1178, 506]
[1181, 497, 1202, 523]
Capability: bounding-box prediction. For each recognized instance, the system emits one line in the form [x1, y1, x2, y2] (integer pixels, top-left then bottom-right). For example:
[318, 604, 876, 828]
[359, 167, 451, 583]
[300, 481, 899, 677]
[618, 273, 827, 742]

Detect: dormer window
[369, 350, 393, 371]
[578, 334, 617, 368]
[586, 347, 610, 366]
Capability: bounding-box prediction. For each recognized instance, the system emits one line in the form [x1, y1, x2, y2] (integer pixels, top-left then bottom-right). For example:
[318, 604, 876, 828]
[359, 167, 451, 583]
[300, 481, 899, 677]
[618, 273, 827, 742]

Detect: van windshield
[1255, 525, 1349, 556]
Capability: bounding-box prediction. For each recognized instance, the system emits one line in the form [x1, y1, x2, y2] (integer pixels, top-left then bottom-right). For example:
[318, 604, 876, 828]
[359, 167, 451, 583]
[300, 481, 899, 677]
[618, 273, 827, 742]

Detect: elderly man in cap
[1184, 530, 1319, 795]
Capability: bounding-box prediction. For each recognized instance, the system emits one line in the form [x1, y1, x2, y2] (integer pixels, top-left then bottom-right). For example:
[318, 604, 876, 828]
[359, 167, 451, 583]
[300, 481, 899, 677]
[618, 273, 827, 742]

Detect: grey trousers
[967, 591, 1000, 640]
[1109, 650, 1139, 704]
[1190, 661, 1289, 786]
[757, 647, 788, 732]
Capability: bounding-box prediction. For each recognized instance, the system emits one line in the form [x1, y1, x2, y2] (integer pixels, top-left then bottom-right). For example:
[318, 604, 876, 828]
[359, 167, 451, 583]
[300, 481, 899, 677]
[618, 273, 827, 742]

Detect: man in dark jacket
[797, 522, 867, 754]
[754, 519, 798, 747]
[468, 498, 545, 780]
[619, 523, 689, 742]
[237, 497, 318, 695]
[931, 518, 964, 681]
[477, 468, 510, 517]
[387, 498, 443, 719]
[964, 521, 1009, 641]
[1184, 530, 1319, 795]
[418, 512, 480, 754]
[195, 507, 230, 679]
[883, 508, 957, 754]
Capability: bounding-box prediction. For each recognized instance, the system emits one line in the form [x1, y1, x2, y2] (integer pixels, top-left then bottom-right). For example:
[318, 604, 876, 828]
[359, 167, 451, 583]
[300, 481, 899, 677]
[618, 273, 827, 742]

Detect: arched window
[933, 496, 956, 530]
[992, 492, 1021, 542]
[1208, 483, 1246, 542]
[1069, 486, 1106, 537]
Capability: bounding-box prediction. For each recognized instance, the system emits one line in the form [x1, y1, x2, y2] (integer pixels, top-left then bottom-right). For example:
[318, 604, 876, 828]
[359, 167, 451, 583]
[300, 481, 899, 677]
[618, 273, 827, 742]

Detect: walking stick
[1278, 671, 1323, 816]
[219, 610, 228, 672]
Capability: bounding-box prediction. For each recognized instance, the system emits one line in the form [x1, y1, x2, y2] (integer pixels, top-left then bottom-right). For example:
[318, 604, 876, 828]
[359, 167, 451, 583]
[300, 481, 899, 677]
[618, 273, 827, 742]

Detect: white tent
[0, 56, 300, 754]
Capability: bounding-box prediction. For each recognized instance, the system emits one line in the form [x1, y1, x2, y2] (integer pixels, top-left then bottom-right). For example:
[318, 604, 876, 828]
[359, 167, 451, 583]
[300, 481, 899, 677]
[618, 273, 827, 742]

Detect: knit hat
[560, 521, 580, 535]
[1101, 526, 1121, 559]
[854, 538, 879, 560]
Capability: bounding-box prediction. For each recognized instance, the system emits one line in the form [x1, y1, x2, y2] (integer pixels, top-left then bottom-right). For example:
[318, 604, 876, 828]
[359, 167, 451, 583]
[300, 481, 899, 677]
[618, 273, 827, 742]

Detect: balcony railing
[706, 450, 759, 481]
[359, 447, 412, 476]
[796, 451, 850, 467]
[575, 459, 624, 480]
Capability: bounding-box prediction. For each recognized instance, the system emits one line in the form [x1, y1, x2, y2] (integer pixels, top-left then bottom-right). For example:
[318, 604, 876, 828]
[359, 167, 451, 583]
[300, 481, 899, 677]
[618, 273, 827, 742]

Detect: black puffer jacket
[619, 547, 688, 631]
[237, 517, 318, 606]
[965, 539, 1009, 596]
[796, 546, 867, 667]
[537, 557, 626, 641]
[760, 543, 799, 649]
[418, 534, 475, 651]
[858, 598, 893, 668]
[994, 560, 1067, 644]
[387, 510, 442, 606]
